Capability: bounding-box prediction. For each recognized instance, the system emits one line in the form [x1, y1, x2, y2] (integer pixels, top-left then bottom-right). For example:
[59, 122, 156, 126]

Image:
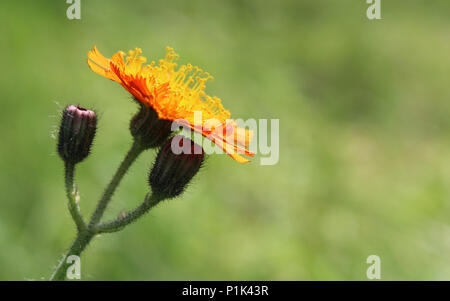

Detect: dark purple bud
[149, 135, 204, 199]
[58, 105, 97, 164]
[130, 103, 172, 149]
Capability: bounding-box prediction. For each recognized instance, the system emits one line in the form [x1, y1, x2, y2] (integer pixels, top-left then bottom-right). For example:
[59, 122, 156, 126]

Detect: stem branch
[88, 141, 144, 230]
[95, 193, 162, 233]
[50, 141, 144, 280]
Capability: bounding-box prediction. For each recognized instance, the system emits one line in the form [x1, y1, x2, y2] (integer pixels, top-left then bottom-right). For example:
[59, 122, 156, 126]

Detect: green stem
[49, 230, 94, 281]
[88, 141, 144, 230]
[95, 193, 162, 233]
[65, 162, 86, 232]
[50, 141, 144, 280]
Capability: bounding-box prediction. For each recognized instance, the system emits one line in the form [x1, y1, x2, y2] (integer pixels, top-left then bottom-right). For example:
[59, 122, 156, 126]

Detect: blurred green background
[1, 0, 450, 280]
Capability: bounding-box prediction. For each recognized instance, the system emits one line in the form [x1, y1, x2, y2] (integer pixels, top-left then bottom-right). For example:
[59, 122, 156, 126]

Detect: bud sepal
[129, 104, 172, 149]
[149, 135, 205, 199]
[57, 105, 97, 164]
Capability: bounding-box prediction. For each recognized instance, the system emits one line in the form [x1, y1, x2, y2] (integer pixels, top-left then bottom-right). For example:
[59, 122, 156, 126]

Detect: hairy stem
[49, 230, 94, 281]
[95, 193, 162, 233]
[88, 141, 144, 230]
[50, 141, 144, 280]
[65, 162, 86, 232]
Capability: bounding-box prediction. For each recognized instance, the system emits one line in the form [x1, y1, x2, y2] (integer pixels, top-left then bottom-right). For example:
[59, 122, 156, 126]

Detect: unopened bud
[149, 135, 204, 199]
[130, 104, 172, 149]
[57, 105, 97, 164]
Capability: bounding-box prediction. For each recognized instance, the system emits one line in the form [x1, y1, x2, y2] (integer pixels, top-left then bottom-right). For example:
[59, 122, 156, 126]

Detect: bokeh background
[1, 0, 450, 280]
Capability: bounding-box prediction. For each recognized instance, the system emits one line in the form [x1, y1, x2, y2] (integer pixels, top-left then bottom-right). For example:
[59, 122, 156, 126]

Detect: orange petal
[111, 51, 126, 70]
[87, 46, 110, 69]
[179, 121, 254, 163]
[208, 135, 252, 163]
[234, 128, 254, 148]
[210, 131, 255, 157]
[87, 46, 120, 82]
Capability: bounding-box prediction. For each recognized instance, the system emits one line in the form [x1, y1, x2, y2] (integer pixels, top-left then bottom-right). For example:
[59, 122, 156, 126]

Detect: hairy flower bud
[58, 105, 97, 164]
[130, 104, 172, 149]
[149, 135, 204, 199]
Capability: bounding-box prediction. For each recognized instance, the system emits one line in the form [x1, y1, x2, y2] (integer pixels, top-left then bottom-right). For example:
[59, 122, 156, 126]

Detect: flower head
[58, 105, 97, 164]
[87, 46, 254, 163]
[149, 135, 205, 199]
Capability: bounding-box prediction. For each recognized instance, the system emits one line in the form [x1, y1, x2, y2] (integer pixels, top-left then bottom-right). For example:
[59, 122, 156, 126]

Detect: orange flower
[87, 46, 254, 163]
